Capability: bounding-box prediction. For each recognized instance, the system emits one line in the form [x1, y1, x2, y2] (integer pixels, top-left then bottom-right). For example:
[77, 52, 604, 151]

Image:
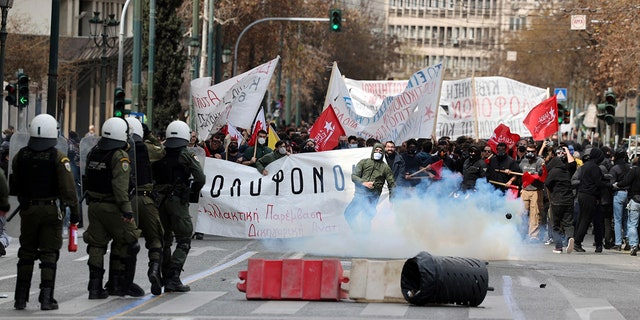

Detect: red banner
[523, 95, 558, 140]
[487, 124, 520, 154]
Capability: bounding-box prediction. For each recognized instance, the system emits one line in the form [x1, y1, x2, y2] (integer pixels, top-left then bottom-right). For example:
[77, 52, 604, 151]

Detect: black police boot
[148, 261, 163, 295]
[88, 267, 109, 300]
[123, 249, 144, 297]
[14, 282, 30, 310]
[164, 267, 190, 293]
[39, 286, 58, 310]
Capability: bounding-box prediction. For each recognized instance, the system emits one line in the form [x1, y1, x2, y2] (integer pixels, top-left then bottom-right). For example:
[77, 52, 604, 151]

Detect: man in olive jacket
[344, 143, 396, 233]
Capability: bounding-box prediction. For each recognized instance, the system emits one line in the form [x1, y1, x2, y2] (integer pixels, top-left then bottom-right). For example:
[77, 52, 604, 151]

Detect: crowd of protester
[190, 121, 640, 256]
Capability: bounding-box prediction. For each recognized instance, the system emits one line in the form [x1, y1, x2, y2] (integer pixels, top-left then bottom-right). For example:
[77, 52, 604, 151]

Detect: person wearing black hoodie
[573, 147, 605, 253]
[544, 146, 577, 253]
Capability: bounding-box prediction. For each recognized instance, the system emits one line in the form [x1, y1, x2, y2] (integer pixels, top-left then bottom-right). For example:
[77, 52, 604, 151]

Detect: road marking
[539, 273, 625, 320]
[360, 302, 408, 317]
[39, 294, 115, 314]
[251, 301, 308, 314]
[501, 275, 525, 320]
[469, 295, 513, 319]
[0, 275, 16, 281]
[96, 251, 257, 320]
[141, 291, 225, 314]
[188, 246, 227, 256]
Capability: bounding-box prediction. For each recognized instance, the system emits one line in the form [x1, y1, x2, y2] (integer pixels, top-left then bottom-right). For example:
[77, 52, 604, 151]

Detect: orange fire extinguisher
[68, 224, 78, 252]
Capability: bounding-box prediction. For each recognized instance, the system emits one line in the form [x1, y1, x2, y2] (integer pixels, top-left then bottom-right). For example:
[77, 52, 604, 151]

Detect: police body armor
[12, 148, 58, 200]
[133, 141, 152, 187]
[85, 147, 116, 194]
[152, 148, 190, 189]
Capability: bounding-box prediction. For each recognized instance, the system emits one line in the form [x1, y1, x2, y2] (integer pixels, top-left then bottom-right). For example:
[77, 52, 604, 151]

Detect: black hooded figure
[573, 148, 606, 253]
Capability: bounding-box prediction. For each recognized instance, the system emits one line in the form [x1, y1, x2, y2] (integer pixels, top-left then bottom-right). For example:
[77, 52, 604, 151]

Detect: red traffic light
[5, 84, 16, 94]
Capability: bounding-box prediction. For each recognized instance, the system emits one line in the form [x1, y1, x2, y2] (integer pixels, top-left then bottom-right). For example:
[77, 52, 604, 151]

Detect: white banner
[437, 77, 548, 139]
[195, 148, 375, 238]
[190, 57, 280, 141]
[327, 63, 444, 144]
[331, 68, 548, 141]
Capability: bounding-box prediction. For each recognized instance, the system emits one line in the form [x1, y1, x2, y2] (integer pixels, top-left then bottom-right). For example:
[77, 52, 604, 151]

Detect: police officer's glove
[122, 211, 134, 220]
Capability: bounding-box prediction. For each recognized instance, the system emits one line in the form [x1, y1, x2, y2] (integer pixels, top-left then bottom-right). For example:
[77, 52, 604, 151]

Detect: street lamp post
[89, 11, 119, 127]
[0, 0, 14, 131]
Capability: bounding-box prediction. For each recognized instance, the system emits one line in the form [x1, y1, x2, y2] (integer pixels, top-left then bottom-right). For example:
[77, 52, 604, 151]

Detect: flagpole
[250, 106, 263, 159]
[432, 63, 445, 139]
[471, 76, 480, 141]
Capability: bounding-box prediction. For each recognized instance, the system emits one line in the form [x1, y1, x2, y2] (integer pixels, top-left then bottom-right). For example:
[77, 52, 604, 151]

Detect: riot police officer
[153, 120, 205, 292]
[83, 117, 141, 299]
[125, 116, 165, 295]
[12, 114, 79, 310]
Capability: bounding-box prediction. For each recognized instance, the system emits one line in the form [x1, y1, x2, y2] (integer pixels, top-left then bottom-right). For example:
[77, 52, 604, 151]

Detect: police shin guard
[39, 284, 58, 311]
[14, 259, 34, 310]
[123, 242, 144, 297]
[164, 266, 190, 293]
[88, 266, 109, 300]
[14, 281, 30, 310]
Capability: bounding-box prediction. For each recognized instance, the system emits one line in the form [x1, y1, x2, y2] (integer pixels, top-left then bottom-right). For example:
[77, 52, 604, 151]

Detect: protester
[613, 156, 640, 256]
[242, 130, 272, 166]
[485, 142, 521, 192]
[256, 140, 290, 176]
[545, 145, 577, 253]
[461, 144, 487, 191]
[384, 140, 405, 186]
[609, 148, 631, 251]
[343, 143, 396, 233]
[573, 148, 605, 253]
[520, 143, 545, 242]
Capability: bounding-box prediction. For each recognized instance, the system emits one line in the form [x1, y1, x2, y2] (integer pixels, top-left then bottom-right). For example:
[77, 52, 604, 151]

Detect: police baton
[6, 205, 21, 222]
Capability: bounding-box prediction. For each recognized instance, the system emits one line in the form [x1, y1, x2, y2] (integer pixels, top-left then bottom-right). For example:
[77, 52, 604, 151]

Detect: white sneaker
[566, 238, 574, 254]
[545, 238, 554, 245]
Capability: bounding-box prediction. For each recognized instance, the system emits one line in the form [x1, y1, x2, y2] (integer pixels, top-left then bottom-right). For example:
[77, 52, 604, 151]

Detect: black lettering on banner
[210, 175, 224, 197]
[249, 178, 262, 196]
[231, 178, 241, 196]
[291, 168, 303, 194]
[333, 165, 345, 191]
[313, 167, 324, 193]
[272, 170, 284, 196]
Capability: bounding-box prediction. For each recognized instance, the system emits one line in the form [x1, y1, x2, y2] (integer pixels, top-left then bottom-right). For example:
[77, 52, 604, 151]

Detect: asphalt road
[1, 225, 640, 320]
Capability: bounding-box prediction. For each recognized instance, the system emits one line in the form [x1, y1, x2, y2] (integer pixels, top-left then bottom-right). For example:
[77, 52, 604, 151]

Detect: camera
[546, 139, 554, 148]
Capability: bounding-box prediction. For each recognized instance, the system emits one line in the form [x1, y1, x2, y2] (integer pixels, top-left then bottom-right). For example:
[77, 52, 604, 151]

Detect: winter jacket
[545, 156, 577, 205]
[352, 143, 396, 197]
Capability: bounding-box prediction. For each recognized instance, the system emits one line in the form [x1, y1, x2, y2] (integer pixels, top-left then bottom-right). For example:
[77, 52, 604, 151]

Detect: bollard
[400, 251, 490, 307]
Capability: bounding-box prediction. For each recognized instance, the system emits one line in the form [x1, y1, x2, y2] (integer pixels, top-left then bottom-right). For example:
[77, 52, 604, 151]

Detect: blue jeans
[613, 190, 628, 245]
[626, 199, 640, 247]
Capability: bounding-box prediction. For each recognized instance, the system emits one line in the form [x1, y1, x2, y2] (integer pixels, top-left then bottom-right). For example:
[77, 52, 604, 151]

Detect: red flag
[430, 159, 444, 180]
[247, 108, 266, 147]
[487, 124, 520, 154]
[309, 105, 346, 151]
[523, 95, 559, 140]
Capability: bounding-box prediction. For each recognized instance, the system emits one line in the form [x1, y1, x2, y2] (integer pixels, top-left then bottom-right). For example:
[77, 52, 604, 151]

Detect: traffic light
[4, 83, 17, 107]
[557, 101, 566, 124]
[329, 9, 342, 32]
[17, 73, 29, 107]
[114, 87, 126, 118]
[563, 109, 571, 124]
[597, 91, 616, 125]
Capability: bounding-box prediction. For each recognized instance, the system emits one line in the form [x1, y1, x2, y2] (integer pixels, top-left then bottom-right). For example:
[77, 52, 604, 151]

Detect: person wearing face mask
[348, 136, 359, 149]
[485, 142, 521, 192]
[519, 144, 546, 242]
[242, 130, 273, 167]
[401, 139, 425, 187]
[544, 145, 577, 253]
[515, 140, 528, 164]
[343, 143, 396, 233]
[221, 137, 244, 163]
[256, 140, 290, 176]
[461, 144, 487, 191]
[301, 139, 316, 153]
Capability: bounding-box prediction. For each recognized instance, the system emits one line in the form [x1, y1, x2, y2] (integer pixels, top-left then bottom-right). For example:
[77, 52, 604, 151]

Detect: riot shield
[8, 132, 29, 178]
[79, 135, 100, 177]
[188, 145, 206, 170]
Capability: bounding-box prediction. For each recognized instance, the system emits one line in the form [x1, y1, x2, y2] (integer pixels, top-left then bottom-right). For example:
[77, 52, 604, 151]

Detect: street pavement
[2, 198, 640, 319]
